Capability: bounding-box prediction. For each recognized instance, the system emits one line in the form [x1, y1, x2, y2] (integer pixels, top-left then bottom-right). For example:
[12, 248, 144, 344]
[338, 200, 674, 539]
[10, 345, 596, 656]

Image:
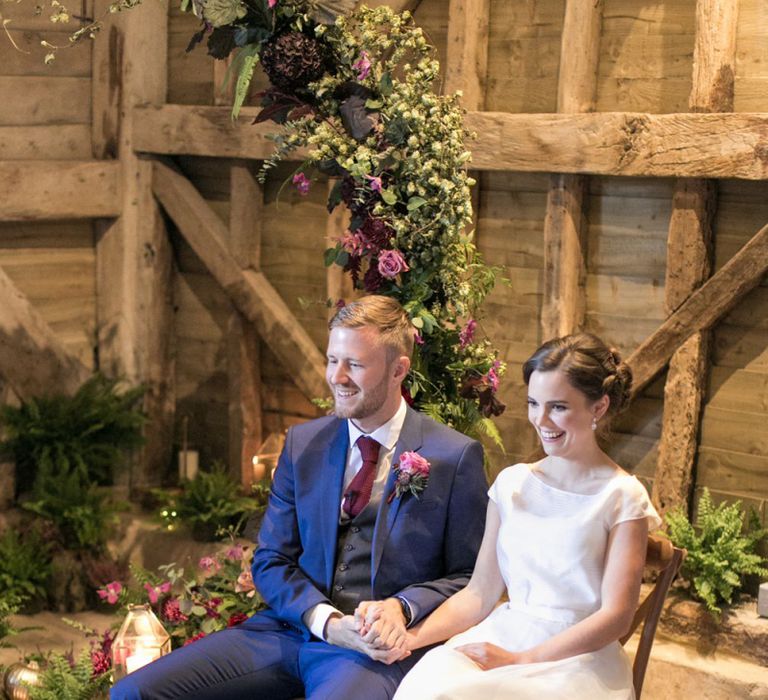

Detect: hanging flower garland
[6, 0, 507, 444]
[189, 0, 507, 444]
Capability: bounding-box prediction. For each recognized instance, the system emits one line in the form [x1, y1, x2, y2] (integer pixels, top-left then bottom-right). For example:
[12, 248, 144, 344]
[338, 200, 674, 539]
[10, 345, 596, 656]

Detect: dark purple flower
[459, 319, 477, 349]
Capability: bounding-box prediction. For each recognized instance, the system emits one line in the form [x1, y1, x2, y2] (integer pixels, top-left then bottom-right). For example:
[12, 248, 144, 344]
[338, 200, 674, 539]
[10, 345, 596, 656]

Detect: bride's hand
[454, 642, 525, 670]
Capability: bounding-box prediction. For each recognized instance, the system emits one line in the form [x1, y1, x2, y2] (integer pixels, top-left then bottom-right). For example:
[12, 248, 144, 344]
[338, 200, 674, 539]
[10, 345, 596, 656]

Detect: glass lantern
[111, 604, 171, 681]
[251, 432, 285, 483]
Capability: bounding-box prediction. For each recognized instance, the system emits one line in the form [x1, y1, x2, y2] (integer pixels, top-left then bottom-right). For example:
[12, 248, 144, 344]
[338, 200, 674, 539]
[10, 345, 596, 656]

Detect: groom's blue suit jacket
[251, 406, 488, 640]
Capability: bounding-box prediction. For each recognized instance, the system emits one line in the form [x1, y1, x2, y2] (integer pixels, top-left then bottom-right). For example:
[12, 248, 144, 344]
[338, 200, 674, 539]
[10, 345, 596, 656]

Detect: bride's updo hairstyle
[522, 333, 633, 420]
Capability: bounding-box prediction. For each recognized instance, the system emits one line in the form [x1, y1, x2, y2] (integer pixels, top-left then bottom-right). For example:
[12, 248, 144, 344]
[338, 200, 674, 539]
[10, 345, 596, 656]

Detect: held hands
[324, 604, 409, 665]
[355, 598, 409, 652]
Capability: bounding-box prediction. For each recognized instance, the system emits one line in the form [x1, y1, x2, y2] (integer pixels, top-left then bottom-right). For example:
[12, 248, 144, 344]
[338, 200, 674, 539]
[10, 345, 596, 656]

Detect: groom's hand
[355, 598, 408, 651]
[325, 614, 408, 665]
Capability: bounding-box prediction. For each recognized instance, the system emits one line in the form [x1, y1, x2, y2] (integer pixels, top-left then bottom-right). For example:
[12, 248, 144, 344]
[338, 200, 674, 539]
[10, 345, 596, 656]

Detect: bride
[376, 333, 662, 699]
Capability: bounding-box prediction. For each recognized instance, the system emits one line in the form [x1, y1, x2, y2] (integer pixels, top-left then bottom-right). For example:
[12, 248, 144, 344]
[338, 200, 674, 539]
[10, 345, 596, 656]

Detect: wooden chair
[619, 534, 686, 700]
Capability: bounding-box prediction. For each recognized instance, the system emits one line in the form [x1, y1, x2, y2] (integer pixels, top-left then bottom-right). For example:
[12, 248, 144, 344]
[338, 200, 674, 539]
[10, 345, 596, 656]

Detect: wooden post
[541, 0, 603, 340]
[92, 0, 175, 492]
[652, 0, 737, 517]
[227, 163, 263, 487]
[325, 180, 355, 315]
[213, 56, 235, 107]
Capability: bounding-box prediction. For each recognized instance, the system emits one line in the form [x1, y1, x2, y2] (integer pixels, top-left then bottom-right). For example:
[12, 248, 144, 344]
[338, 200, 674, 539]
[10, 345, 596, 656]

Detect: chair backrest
[619, 534, 685, 700]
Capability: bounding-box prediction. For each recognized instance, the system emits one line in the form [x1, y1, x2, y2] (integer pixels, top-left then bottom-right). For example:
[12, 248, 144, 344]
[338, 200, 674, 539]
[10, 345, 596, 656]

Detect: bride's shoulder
[491, 462, 531, 488]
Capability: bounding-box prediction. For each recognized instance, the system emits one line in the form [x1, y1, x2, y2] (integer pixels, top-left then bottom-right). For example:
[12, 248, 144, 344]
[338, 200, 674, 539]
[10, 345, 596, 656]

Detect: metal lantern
[3, 662, 41, 700]
[111, 604, 171, 681]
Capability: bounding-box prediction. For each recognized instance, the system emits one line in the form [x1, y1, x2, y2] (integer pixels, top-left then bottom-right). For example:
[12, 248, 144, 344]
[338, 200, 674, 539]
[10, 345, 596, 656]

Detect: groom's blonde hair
[329, 296, 414, 361]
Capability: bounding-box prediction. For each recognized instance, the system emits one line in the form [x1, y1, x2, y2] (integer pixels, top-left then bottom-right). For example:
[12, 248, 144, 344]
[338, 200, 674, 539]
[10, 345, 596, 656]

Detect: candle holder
[251, 432, 285, 483]
[111, 604, 171, 681]
[3, 662, 41, 700]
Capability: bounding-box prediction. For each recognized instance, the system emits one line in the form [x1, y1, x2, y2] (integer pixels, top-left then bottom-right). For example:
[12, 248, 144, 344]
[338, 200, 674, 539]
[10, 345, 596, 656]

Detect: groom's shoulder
[288, 413, 342, 442]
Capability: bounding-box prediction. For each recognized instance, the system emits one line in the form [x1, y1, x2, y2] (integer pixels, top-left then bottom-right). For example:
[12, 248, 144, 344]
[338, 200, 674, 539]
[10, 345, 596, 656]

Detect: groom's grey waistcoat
[330, 493, 381, 614]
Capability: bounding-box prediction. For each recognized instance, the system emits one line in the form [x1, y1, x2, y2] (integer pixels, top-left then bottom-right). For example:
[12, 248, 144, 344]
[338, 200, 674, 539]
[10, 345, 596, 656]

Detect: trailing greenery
[159, 464, 263, 541]
[666, 488, 768, 614]
[0, 593, 23, 648]
[0, 373, 146, 495]
[26, 650, 111, 700]
[0, 527, 52, 606]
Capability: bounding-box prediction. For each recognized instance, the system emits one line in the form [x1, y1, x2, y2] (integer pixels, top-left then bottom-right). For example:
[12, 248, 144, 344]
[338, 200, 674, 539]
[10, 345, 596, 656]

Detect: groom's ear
[391, 355, 411, 383]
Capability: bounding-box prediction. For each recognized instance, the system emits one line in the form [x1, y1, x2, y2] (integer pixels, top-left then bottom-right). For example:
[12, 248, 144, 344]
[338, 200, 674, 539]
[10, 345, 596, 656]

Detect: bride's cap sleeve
[488, 463, 525, 505]
[608, 476, 663, 531]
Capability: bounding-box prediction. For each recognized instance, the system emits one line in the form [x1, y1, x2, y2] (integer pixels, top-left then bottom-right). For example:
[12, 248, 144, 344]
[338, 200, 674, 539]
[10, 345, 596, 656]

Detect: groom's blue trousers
[109, 615, 422, 700]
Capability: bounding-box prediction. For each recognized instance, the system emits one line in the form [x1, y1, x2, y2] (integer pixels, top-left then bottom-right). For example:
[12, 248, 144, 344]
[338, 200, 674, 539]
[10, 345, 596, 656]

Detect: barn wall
[1, 0, 765, 517]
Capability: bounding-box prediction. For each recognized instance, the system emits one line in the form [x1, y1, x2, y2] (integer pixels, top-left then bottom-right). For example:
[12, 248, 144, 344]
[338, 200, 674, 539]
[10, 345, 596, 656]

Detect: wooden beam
[628, 221, 768, 397]
[0, 264, 90, 400]
[94, 0, 174, 492]
[227, 163, 263, 487]
[325, 180, 355, 313]
[0, 161, 120, 220]
[152, 160, 328, 402]
[541, 0, 602, 340]
[542, 174, 588, 338]
[133, 105, 768, 180]
[652, 0, 737, 517]
[444, 0, 490, 110]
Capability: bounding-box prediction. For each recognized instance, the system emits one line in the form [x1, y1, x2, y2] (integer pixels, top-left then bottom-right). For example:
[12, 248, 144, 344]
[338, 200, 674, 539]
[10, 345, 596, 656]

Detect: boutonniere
[388, 451, 430, 503]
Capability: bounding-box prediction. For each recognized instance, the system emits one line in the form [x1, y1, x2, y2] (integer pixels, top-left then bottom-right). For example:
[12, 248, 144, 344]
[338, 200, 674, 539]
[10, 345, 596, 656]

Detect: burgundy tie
[342, 436, 381, 518]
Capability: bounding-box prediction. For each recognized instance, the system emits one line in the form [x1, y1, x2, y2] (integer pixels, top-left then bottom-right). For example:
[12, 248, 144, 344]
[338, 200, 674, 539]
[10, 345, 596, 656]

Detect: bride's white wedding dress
[394, 463, 662, 700]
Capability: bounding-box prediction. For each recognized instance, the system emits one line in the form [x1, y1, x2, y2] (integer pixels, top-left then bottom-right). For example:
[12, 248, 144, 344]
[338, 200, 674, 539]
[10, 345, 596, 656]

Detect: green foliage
[27, 650, 111, 700]
[163, 464, 262, 541]
[665, 488, 768, 614]
[0, 593, 23, 648]
[0, 527, 52, 605]
[22, 463, 119, 551]
[0, 373, 146, 495]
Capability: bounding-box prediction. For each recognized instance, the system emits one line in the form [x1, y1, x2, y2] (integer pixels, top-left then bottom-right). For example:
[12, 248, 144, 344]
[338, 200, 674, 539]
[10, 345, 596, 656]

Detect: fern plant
[666, 488, 768, 614]
[27, 650, 111, 700]
[0, 373, 146, 496]
[0, 527, 52, 606]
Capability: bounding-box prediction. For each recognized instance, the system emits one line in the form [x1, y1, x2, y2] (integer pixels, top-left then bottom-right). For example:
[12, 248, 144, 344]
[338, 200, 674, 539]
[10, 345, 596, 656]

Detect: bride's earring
[591, 417, 598, 431]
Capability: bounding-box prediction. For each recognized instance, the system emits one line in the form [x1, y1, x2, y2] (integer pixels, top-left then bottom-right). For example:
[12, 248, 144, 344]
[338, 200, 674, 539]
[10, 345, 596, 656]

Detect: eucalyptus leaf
[407, 196, 427, 211]
[190, 605, 208, 617]
[324, 246, 339, 267]
[379, 71, 393, 96]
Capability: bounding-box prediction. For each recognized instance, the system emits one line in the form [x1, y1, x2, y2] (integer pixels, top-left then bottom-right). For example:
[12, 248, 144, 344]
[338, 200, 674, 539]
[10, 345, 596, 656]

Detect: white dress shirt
[303, 398, 408, 640]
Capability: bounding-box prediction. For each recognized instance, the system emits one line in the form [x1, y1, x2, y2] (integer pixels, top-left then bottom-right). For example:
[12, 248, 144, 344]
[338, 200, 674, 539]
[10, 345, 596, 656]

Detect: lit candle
[125, 649, 158, 675]
[252, 455, 266, 482]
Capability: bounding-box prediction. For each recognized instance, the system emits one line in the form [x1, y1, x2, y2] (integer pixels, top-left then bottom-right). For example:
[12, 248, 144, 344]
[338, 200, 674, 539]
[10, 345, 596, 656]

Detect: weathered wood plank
[0, 77, 90, 126]
[0, 264, 90, 399]
[94, 0, 174, 490]
[133, 106, 768, 180]
[0, 161, 120, 220]
[444, 0, 490, 110]
[227, 162, 263, 486]
[0, 124, 92, 160]
[652, 0, 736, 516]
[629, 222, 768, 396]
[152, 160, 327, 401]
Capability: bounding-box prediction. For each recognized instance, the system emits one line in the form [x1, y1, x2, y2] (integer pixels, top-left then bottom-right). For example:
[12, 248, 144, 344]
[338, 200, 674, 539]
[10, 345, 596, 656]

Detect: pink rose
[377, 249, 409, 279]
[398, 451, 430, 477]
[96, 581, 122, 605]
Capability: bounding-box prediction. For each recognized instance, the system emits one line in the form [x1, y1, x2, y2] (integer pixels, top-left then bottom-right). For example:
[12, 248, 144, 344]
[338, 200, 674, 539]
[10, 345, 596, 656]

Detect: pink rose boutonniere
[389, 451, 430, 502]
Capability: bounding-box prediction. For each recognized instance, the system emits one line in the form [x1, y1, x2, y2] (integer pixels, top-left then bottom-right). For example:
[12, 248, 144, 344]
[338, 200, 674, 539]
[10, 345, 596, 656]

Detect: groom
[111, 295, 488, 700]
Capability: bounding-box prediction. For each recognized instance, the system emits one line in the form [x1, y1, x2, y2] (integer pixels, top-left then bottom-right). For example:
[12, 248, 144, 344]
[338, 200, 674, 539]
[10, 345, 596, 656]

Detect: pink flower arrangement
[97, 581, 123, 605]
[352, 50, 372, 80]
[340, 231, 366, 256]
[292, 172, 311, 195]
[365, 173, 382, 192]
[162, 597, 189, 623]
[377, 249, 409, 279]
[268, 0, 277, 7]
[144, 581, 172, 604]
[486, 360, 501, 392]
[235, 569, 257, 598]
[389, 451, 430, 501]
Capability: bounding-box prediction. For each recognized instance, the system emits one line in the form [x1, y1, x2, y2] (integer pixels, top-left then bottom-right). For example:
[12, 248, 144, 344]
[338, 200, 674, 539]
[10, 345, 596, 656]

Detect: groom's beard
[330, 372, 390, 422]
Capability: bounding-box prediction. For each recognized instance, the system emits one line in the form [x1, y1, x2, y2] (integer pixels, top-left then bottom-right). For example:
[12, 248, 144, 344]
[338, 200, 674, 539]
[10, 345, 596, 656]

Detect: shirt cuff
[303, 602, 343, 640]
